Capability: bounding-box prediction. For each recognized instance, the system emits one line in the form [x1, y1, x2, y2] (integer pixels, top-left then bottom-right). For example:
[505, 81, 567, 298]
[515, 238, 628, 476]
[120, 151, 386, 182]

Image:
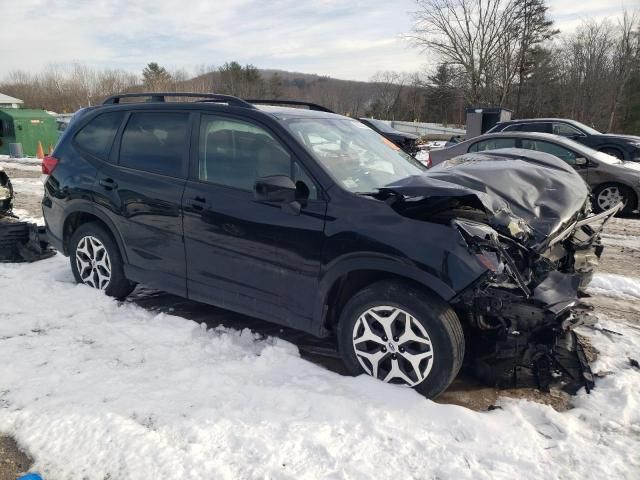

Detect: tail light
[42, 155, 59, 175]
[425, 152, 432, 168]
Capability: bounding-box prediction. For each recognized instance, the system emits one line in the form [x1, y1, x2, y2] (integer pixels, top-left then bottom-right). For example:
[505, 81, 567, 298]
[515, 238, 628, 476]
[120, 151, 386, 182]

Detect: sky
[0, 0, 631, 82]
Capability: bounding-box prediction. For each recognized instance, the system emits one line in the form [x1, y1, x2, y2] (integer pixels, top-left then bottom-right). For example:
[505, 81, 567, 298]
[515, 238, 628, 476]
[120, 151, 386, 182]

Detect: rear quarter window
[74, 111, 125, 160]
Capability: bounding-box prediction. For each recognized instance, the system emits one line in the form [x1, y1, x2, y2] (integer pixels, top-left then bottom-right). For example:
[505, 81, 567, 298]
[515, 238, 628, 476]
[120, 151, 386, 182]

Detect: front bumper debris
[462, 269, 599, 394]
[471, 323, 595, 395]
[0, 218, 56, 263]
[1, 168, 56, 263]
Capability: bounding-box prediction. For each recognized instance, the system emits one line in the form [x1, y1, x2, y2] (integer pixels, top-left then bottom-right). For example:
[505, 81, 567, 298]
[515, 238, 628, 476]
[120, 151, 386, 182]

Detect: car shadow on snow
[126, 286, 350, 375]
[125, 286, 557, 410]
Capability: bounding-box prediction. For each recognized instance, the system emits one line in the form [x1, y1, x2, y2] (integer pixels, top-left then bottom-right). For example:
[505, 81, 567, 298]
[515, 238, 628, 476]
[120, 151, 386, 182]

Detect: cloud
[0, 0, 632, 82]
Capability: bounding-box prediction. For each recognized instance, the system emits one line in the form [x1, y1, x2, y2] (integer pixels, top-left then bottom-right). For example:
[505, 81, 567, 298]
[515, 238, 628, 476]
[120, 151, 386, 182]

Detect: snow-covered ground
[0, 257, 638, 479]
[6, 177, 44, 197]
[0, 155, 41, 173]
[1, 163, 639, 479]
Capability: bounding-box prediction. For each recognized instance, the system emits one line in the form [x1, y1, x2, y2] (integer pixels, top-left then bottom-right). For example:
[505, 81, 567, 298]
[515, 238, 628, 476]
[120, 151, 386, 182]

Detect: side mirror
[254, 175, 297, 203]
[575, 157, 587, 166]
[254, 175, 302, 214]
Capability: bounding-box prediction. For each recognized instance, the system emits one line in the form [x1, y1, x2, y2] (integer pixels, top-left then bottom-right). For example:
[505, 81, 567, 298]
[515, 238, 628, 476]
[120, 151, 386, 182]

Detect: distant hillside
[183, 65, 464, 124]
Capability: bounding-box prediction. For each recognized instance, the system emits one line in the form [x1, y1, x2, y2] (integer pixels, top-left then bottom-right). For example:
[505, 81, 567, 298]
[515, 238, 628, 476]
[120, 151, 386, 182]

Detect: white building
[0, 93, 24, 109]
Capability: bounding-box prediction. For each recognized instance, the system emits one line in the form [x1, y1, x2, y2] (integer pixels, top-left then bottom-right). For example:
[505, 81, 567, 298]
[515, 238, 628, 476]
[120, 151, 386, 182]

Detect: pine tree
[513, 0, 559, 113]
[142, 62, 171, 89]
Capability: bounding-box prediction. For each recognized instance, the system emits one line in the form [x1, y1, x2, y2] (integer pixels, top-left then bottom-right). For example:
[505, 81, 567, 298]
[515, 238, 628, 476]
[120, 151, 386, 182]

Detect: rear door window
[119, 112, 189, 177]
[520, 139, 578, 164]
[74, 111, 125, 160]
[468, 138, 517, 152]
[518, 122, 551, 133]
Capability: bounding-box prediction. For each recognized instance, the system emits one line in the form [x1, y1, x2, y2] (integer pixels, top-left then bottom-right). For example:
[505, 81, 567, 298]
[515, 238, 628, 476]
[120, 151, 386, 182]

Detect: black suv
[359, 118, 420, 156]
[487, 118, 640, 161]
[43, 93, 609, 398]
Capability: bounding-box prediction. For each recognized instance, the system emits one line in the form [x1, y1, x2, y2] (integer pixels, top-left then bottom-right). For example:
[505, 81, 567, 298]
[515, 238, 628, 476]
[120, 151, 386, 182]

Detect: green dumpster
[0, 109, 58, 157]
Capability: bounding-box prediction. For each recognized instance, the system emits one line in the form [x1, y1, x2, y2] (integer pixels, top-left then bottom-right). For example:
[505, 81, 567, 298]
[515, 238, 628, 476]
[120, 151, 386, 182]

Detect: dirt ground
[3, 166, 640, 477]
[0, 436, 31, 480]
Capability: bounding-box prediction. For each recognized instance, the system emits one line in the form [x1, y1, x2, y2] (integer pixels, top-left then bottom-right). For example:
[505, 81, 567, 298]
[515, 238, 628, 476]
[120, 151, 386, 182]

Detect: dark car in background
[429, 131, 640, 214]
[42, 93, 612, 399]
[359, 118, 420, 156]
[487, 118, 640, 161]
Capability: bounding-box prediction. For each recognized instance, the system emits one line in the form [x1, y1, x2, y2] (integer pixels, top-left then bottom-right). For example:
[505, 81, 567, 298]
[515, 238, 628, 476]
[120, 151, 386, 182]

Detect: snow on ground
[0, 155, 41, 173]
[601, 233, 640, 250]
[0, 258, 639, 479]
[10, 208, 44, 226]
[6, 177, 44, 197]
[0, 155, 40, 165]
[587, 273, 640, 300]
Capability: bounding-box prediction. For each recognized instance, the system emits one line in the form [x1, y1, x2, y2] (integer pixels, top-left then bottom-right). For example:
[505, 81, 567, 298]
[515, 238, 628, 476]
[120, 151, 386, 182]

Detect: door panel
[183, 113, 327, 328]
[93, 111, 190, 295]
[517, 138, 589, 182]
[95, 166, 187, 294]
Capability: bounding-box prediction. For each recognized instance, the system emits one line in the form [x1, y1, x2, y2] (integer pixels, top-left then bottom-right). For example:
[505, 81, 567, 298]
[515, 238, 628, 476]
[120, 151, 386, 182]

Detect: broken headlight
[452, 219, 504, 273]
[453, 218, 531, 295]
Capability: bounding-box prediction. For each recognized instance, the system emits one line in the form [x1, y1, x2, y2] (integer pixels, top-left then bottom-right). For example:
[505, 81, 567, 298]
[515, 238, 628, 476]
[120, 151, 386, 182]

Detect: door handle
[99, 178, 117, 190]
[191, 196, 206, 211]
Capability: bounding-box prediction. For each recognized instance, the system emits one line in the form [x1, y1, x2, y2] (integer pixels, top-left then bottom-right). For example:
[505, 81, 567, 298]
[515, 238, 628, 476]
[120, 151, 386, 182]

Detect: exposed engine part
[459, 276, 599, 394]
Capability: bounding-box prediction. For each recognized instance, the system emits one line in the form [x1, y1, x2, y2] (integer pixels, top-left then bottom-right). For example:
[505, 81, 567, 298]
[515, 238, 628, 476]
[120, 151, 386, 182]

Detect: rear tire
[337, 280, 464, 399]
[69, 222, 135, 299]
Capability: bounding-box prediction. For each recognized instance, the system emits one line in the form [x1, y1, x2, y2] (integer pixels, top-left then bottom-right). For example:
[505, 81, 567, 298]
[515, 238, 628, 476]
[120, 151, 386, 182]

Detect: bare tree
[411, 0, 519, 104]
[368, 71, 406, 118]
[608, 10, 639, 131]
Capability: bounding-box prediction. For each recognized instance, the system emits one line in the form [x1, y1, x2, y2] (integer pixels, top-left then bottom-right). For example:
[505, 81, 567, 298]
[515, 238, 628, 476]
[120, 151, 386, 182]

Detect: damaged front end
[1, 168, 55, 263]
[381, 149, 622, 394]
[452, 207, 619, 394]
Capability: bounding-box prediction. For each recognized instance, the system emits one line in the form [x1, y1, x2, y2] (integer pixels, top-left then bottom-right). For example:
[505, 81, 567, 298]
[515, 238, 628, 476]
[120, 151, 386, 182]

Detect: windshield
[285, 118, 425, 193]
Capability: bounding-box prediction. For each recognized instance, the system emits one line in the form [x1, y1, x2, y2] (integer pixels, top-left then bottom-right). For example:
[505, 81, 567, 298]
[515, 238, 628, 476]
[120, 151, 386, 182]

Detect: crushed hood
[380, 149, 589, 245]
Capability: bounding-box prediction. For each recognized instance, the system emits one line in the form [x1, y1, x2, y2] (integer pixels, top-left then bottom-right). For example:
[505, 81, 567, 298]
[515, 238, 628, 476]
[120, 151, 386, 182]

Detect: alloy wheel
[352, 305, 434, 387]
[597, 186, 625, 211]
[75, 235, 111, 290]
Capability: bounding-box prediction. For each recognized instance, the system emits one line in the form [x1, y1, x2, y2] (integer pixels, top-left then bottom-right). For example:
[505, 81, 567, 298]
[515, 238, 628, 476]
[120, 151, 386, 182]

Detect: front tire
[337, 280, 464, 399]
[69, 222, 135, 299]
[593, 183, 636, 215]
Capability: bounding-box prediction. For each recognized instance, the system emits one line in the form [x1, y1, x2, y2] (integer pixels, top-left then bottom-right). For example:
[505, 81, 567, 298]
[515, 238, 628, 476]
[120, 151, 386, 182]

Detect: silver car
[429, 132, 640, 214]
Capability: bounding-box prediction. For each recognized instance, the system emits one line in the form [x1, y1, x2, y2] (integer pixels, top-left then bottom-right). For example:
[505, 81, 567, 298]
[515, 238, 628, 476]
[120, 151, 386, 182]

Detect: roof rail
[102, 92, 256, 109]
[245, 99, 334, 113]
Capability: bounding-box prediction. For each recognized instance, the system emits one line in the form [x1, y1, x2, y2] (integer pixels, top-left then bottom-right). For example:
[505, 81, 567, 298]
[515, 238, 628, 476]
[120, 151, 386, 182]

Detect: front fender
[311, 249, 486, 337]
